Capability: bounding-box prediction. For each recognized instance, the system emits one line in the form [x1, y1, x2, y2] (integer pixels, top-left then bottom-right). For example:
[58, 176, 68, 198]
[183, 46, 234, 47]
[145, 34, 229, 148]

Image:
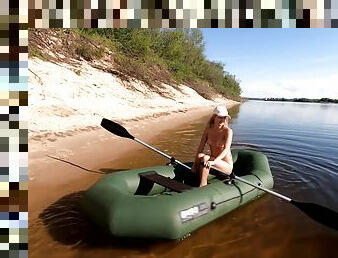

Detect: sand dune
[29, 58, 238, 144]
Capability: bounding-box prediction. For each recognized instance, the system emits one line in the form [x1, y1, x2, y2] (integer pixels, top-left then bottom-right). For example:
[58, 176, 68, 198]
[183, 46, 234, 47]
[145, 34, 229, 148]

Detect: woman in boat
[191, 106, 233, 187]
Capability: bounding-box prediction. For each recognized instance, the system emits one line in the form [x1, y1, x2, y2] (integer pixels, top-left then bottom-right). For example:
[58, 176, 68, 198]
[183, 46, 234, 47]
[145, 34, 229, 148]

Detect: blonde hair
[208, 114, 230, 128]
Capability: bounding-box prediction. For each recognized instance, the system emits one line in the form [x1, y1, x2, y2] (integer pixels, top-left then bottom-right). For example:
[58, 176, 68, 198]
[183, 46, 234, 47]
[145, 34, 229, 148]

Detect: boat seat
[135, 171, 192, 195]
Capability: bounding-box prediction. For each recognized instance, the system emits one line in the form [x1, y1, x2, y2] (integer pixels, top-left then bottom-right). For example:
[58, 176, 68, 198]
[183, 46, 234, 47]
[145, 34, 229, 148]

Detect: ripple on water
[32, 101, 338, 257]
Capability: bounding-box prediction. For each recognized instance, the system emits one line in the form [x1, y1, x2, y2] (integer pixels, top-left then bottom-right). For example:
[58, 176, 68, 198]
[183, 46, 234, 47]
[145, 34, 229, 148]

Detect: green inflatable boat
[81, 149, 273, 239]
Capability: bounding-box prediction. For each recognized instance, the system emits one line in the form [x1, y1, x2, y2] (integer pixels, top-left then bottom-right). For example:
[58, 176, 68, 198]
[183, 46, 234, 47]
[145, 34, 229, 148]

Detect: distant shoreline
[243, 97, 338, 104]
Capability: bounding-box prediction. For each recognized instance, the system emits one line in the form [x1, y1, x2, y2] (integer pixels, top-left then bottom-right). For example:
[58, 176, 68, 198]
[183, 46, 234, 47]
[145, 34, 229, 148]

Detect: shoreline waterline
[29, 103, 239, 257]
[29, 100, 338, 258]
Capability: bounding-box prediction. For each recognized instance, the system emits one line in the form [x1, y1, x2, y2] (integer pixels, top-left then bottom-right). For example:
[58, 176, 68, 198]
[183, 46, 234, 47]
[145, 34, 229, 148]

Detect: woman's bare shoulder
[202, 127, 210, 137]
[223, 127, 232, 134]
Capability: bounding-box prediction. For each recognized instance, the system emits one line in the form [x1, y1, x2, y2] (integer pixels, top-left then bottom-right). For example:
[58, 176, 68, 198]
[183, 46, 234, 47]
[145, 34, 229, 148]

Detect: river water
[36, 101, 338, 258]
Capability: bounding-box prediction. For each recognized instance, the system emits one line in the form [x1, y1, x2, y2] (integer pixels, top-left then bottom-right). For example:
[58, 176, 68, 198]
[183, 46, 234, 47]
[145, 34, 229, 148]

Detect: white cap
[213, 106, 230, 118]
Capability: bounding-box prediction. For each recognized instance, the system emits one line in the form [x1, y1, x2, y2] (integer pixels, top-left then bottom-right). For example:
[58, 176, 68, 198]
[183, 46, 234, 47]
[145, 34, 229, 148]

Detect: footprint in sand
[65, 131, 74, 136]
[31, 135, 43, 141]
[54, 132, 66, 138]
[53, 149, 74, 159]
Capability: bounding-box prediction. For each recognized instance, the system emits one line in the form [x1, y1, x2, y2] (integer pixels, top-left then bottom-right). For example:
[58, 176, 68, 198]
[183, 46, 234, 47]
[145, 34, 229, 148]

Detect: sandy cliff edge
[28, 57, 239, 215]
[29, 58, 238, 142]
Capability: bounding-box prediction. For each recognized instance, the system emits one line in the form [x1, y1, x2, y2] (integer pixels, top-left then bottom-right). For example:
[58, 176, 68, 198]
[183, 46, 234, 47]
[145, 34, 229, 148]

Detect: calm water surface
[40, 101, 338, 258]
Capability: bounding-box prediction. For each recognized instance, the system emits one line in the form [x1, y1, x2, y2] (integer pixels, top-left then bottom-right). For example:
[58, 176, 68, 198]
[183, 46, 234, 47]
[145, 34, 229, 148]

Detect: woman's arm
[195, 128, 208, 157]
[191, 128, 208, 171]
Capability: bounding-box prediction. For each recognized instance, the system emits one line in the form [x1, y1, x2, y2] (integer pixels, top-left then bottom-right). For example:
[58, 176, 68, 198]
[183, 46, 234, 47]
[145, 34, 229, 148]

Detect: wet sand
[29, 106, 234, 258]
[29, 102, 338, 258]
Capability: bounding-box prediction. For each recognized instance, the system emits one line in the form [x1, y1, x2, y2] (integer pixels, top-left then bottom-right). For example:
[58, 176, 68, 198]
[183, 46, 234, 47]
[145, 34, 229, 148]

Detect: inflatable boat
[81, 149, 273, 239]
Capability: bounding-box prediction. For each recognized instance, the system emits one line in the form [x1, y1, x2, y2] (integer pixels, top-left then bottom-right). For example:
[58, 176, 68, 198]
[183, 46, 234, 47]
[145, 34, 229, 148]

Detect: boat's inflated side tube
[81, 150, 273, 239]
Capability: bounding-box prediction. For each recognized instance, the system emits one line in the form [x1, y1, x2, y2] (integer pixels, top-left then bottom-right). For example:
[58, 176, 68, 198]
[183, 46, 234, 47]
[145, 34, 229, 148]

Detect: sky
[201, 29, 338, 99]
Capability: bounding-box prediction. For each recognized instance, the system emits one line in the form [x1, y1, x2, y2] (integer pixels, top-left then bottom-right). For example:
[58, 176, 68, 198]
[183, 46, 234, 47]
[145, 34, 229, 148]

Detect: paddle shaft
[101, 118, 338, 231]
[135, 138, 193, 171]
[136, 138, 292, 202]
[233, 175, 291, 202]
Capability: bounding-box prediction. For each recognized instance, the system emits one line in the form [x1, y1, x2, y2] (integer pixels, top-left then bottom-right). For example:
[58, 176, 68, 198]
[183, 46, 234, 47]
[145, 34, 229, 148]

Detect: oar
[101, 118, 338, 231]
[101, 118, 192, 171]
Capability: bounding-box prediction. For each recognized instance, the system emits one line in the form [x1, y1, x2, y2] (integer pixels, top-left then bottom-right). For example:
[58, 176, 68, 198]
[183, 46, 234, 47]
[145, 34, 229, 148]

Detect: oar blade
[101, 118, 134, 140]
[291, 200, 338, 231]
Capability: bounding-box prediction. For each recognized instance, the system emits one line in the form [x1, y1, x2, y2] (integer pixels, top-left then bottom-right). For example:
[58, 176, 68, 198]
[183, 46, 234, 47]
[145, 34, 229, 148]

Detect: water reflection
[35, 101, 338, 257]
[237, 100, 338, 126]
[105, 101, 338, 211]
[232, 101, 338, 207]
[151, 101, 338, 257]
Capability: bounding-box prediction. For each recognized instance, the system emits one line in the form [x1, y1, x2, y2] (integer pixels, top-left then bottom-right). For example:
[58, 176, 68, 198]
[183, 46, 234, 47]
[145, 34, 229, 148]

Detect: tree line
[78, 29, 241, 100]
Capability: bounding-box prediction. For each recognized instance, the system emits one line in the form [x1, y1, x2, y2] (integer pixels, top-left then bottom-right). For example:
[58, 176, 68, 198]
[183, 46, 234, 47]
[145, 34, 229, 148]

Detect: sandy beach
[29, 106, 240, 257]
[29, 57, 238, 210]
[29, 56, 239, 257]
[29, 106, 237, 211]
[28, 29, 338, 258]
